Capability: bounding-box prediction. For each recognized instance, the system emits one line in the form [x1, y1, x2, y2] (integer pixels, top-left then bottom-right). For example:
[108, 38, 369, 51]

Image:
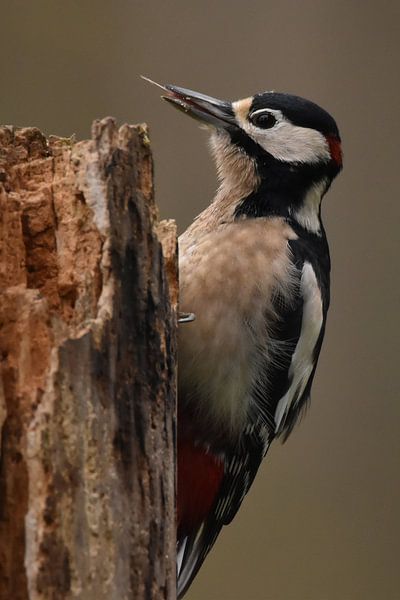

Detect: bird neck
[210, 132, 260, 205]
[233, 161, 332, 236]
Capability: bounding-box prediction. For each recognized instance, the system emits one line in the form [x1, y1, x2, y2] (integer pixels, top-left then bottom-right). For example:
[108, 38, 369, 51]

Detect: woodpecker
[145, 78, 342, 598]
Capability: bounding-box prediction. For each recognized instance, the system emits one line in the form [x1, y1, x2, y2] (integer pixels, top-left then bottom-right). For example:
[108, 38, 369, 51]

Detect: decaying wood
[0, 119, 177, 599]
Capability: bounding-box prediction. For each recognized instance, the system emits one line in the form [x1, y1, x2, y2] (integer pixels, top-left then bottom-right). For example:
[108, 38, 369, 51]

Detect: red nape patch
[326, 135, 343, 167]
[178, 438, 224, 537]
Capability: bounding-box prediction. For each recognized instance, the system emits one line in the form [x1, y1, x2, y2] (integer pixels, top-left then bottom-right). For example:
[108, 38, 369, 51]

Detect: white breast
[274, 261, 323, 433]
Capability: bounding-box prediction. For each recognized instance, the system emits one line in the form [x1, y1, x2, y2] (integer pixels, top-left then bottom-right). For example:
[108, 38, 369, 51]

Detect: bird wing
[250, 239, 329, 439]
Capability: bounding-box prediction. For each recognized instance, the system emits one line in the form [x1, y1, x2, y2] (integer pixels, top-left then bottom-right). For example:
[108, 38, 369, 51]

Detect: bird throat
[210, 131, 260, 205]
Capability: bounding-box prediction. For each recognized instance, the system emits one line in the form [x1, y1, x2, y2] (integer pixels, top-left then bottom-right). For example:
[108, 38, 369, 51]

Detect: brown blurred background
[1, 1, 399, 598]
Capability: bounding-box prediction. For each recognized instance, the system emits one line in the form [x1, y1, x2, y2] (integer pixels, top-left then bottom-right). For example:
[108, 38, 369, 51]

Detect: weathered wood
[0, 119, 177, 599]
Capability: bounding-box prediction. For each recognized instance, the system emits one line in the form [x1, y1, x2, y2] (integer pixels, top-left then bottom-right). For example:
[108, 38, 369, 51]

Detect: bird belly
[178, 218, 298, 443]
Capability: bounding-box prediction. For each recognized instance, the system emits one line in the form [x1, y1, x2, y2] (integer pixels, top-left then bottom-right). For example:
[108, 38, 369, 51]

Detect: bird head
[144, 78, 342, 232]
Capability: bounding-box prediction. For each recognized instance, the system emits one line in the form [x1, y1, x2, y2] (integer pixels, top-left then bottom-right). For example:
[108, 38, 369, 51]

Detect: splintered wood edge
[156, 219, 178, 312]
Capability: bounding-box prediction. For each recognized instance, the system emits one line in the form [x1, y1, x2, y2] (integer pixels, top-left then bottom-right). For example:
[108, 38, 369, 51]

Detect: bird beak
[142, 76, 236, 129]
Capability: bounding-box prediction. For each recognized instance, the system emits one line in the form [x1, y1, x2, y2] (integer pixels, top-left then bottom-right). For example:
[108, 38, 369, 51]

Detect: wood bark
[0, 119, 177, 600]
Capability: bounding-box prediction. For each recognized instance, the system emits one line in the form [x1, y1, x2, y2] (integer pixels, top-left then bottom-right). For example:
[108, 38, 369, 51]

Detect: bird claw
[178, 312, 196, 324]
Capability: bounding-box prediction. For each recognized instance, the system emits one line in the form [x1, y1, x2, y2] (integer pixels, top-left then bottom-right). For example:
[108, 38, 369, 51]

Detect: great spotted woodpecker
[145, 78, 343, 598]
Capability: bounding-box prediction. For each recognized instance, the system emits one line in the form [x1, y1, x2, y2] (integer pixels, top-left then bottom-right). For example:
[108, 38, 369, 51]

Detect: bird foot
[178, 312, 196, 324]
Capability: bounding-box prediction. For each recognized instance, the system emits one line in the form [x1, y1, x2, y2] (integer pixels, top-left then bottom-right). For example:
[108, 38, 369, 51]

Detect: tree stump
[0, 119, 177, 599]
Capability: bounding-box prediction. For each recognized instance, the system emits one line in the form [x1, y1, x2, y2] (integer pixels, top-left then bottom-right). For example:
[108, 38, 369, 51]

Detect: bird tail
[177, 523, 221, 599]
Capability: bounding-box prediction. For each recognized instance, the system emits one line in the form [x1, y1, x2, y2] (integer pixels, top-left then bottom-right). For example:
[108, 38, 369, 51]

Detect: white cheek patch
[233, 103, 331, 164]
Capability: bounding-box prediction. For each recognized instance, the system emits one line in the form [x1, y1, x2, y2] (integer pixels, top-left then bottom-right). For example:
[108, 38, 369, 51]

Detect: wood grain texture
[0, 119, 177, 600]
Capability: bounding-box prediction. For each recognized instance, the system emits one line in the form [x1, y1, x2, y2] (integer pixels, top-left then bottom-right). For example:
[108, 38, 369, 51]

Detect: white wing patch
[275, 261, 323, 432]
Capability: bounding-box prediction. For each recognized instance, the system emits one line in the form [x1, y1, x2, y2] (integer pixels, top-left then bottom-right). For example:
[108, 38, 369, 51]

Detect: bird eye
[249, 110, 277, 129]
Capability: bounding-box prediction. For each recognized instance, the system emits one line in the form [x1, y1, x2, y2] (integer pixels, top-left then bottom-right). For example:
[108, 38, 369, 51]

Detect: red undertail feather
[178, 438, 224, 537]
